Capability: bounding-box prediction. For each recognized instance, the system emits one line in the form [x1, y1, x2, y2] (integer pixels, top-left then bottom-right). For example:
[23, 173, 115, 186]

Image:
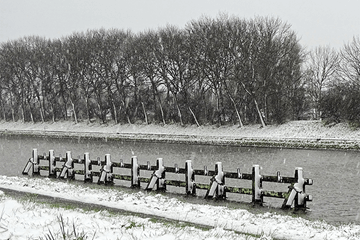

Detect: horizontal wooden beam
[226, 186, 252, 195]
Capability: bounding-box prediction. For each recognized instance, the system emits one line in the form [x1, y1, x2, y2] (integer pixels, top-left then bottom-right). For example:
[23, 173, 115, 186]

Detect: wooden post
[205, 162, 226, 199]
[22, 159, 32, 175]
[98, 154, 113, 185]
[59, 151, 74, 180]
[48, 150, 56, 178]
[216, 162, 226, 199]
[185, 160, 196, 195]
[22, 148, 37, 175]
[32, 148, 40, 176]
[146, 158, 166, 191]
[84, 152, 93, 183]
[294, 167, 313, 210]
[252, 164, 263, 205]
[131, 156, 140, 188]
[294, 167, 305, 209]
[104, 153, 114, 185]
[156, 158, 166, 191]
[283, 167, 313, 210]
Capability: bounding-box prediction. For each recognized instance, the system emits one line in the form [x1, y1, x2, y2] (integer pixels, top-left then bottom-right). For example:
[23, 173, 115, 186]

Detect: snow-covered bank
[0, 184, 244, 240]
[2, 120, 360, 149]
[1, 176, 359, 240]
[2, 120, 359, 139]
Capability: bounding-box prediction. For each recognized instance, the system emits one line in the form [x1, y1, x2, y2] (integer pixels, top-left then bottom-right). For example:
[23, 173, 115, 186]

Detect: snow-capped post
[146, 158, 166, 191]
[48, 150, 56, 178]
[185, 160, 196, 195]
[59, 151, 74, 179]
[98, 154, 113, 185]
[283, 167, 313, 209]
[252, 164, 263, 204]
[84, 152, 92, 183]
[131, 156, 140, 188]
[205, 162, 226, 199]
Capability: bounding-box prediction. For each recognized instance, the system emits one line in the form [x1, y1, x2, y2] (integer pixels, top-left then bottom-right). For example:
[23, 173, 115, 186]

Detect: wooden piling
[131, 156, 140, 188]
[59, 151, 74, 180]
[48, 150, 56, 178]
[156, 158, 166, 191]
[185, 160, 196, 195]
[33, 149, 40, 176]
[252, 164, 263, 205]
[84, 152, 93, 183]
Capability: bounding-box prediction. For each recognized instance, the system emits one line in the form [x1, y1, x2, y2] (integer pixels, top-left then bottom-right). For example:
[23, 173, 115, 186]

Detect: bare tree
[135, 31, 166, 125]
[305, 46, 340, 119]
[339, 36, 360, 84]
[156, 25, 199, 125]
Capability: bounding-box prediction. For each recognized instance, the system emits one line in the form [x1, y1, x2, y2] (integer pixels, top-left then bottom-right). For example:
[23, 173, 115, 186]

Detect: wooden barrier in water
[22, 149, 313, 210]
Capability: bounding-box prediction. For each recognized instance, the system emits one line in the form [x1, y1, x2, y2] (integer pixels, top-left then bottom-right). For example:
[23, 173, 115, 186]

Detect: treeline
[1, 14, 358, 127]
[0, 15, 305, 126]
[304, 37, 360, 125]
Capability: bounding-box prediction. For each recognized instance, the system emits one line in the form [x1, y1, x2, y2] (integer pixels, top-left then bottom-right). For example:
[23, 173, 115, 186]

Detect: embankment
[1, 120, 360, 150]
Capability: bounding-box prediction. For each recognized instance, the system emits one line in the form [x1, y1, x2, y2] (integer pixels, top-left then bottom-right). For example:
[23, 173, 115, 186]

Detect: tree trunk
[11, 107, 15, 122]
[1, 99, 6, 121]
[254, 98, 266, 128]
[141, 102, 148, 124]
[85, 97, 91, 123]
[70, 99, 78, 124]
[51, 102, 55, 123]
[126, 111, 131, 124]
[240, 81, 266, 128]
[39, 102, 44, 123]
[189, 107, 200, 127]
[133, 105, 138, 122]
[21, 103, 25, 122]
[29, 103, 34, 123]
[62, 94, 67, 121]
[229, 95, 244, 127]
[174, 94, 183, 125]
[112, 102, 118, 124]
[156, 94, 166, 125]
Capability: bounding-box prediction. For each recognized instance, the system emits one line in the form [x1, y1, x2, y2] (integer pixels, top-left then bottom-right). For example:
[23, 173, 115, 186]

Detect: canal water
[0, 134, 359, 224]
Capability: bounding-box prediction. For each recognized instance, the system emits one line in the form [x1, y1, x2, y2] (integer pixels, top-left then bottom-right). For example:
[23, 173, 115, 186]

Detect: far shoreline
[1, 120, 360, 150]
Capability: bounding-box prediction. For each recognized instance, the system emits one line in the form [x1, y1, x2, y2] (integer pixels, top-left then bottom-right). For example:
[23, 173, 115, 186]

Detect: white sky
[0, 0, 359, 50]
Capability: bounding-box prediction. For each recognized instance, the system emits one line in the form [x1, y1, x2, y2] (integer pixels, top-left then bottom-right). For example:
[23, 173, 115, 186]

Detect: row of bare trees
[303, 37, 360, 123]
[0, 15, 310, 126]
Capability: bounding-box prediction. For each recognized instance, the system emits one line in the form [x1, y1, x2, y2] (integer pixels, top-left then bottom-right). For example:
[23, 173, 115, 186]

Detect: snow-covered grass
[1, 176, 359, 240]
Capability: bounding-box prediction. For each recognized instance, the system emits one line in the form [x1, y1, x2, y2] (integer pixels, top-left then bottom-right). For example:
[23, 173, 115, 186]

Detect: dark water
[1, 134, 359, 224]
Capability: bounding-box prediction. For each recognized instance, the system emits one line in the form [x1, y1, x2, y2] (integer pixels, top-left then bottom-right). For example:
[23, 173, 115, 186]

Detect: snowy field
[0, 176, 359, 240]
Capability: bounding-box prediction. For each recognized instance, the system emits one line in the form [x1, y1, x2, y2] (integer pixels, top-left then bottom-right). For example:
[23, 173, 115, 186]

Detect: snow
[0, 176, 359, 240]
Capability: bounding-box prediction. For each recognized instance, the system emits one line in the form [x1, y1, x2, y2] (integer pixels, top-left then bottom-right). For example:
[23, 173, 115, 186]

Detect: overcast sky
[0, 0, 359, 50]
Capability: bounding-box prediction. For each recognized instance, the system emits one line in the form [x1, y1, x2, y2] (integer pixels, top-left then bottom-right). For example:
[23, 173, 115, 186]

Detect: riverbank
[1, 176, 359, 240]
[1, 120, 360, 150]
